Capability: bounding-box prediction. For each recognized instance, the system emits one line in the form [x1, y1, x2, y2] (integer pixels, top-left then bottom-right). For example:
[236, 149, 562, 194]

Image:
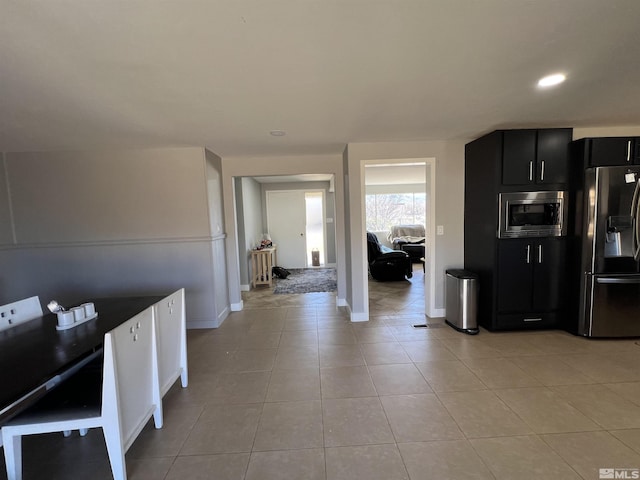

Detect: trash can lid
[446, 269, 478, 279]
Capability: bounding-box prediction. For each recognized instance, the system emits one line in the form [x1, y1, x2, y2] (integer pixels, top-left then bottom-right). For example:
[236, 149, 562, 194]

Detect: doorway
[363, 158, 435, 316]
[265, 190, 326, 269]
[232, 174, 337, 293]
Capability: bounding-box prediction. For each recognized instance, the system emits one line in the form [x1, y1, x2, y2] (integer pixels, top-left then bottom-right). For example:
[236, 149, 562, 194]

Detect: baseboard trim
[350, 311, 369, 322]
[240, 284, 250, 292]
[230, 301, 243, 312]
[336, 298, 348, 307]
[217, 306, 230, 324]
[427, 308, 445, 319]
[187, 320, 220, 329]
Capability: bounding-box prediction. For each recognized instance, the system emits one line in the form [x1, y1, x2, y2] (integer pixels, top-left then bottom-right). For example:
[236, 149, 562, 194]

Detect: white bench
[154, 288, 188, 397]
[1, 306, 163, 480]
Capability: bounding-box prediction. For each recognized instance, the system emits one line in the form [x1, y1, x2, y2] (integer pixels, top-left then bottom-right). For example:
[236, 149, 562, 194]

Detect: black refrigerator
[578, 165, 640, 337]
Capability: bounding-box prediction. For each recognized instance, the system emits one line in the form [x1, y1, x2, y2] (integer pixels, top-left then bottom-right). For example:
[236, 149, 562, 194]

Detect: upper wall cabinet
[573, 137, 640, 167]
[502, 129, 573, 186]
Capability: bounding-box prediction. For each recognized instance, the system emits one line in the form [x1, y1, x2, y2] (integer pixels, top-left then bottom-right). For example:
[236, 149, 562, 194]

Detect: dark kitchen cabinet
[576, 137, 640, 166]
[502, 130, 536, 186]
[532, 238, 566, 311]
[496, 238, 567, 329]
[497, 239, 534, 312]
[464, 128, 573, 331]
[498, 238, 566, 313]
[502, 129, 572, 186]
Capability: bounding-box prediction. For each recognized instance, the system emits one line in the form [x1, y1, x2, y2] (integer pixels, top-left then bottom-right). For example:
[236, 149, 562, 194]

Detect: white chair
[0, 296, 42, 448]
[0, 296, 42, 332]
[1, 307, 163, 480]
[154, 288, 188, 397]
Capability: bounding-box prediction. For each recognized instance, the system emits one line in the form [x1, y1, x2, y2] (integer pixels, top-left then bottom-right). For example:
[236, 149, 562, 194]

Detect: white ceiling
[2, 1, 640, 157]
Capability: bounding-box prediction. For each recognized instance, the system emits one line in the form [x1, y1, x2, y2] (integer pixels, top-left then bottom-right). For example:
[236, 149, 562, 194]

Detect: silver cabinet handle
[627, 140, 632, 162]
[540, 160, 545, 181]
[538, 244, 543, 263]
[524, 317, 543, 322]
[529, 161, 533, 181]
[526, 244, 531, 264]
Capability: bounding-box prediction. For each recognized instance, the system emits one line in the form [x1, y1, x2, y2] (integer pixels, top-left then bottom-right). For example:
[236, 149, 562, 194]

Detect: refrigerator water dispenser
[605, 216, 634, 258]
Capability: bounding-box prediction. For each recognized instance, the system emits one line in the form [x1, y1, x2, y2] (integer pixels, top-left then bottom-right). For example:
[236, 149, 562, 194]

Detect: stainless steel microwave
[498, 191, 568, 238]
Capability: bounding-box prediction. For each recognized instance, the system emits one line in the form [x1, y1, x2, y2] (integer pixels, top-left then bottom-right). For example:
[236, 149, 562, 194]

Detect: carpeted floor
[273, 268, 337, 294]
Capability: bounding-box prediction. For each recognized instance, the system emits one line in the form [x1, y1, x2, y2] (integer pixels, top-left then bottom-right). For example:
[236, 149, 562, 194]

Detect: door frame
[362, 157, 437, 317]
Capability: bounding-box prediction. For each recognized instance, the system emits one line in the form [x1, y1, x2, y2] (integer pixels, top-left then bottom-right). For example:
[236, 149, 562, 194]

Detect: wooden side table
[251, 247, 277, 288]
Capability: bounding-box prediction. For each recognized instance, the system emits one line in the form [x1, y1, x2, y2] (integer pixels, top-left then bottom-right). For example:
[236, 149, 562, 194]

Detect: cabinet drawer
[495, 312, 558, 330]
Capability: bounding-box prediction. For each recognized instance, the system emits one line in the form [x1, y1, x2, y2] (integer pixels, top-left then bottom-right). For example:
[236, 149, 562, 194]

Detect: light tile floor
[3, 266, 640, 479]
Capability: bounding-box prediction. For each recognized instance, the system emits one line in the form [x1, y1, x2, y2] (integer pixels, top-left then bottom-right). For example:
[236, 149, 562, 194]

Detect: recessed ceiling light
[270, 130, 286, 136]
[538, 73, 566, 87]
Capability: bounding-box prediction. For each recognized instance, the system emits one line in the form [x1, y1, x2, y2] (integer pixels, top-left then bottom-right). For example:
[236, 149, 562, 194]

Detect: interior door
[267, 191, 307, 269]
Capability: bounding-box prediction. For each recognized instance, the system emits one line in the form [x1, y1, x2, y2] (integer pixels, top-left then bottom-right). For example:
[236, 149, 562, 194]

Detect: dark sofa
[366, 232, 413, 281]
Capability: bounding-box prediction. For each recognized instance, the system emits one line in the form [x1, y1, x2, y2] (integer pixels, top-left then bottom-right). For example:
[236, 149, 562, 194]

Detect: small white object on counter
[55, 302, 98, 331]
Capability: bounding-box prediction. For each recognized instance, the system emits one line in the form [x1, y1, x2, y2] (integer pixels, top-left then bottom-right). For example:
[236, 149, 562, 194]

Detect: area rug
[273, 268, 337, 294]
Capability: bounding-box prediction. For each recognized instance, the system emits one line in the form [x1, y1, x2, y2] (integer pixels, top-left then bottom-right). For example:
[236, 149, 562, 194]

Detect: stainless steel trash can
[445, 269, 479, 335]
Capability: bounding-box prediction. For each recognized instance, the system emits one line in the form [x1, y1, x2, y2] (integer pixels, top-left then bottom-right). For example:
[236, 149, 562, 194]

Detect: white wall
[204, 149, 230, 327]
[364, 164, 426, 186]
[366, 183, 426, 194]
[6, 150, 210, 242]
[573, 126, 640, 139]
[342, 147, 353, 310]
[0, 148, 229, 328]
[343, 146, 370, 320]
[221, 154, 347, 312]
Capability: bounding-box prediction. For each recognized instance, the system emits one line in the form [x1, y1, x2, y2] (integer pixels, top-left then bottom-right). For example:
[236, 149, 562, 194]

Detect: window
[365, 192, 426, 231]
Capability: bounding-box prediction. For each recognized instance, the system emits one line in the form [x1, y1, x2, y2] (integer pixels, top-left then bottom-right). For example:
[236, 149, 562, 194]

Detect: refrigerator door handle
[633, 179, 640, 261]
[635, 199, 640, 261]
[631, 178, 640, 218]
[596, 277, 640, 284]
